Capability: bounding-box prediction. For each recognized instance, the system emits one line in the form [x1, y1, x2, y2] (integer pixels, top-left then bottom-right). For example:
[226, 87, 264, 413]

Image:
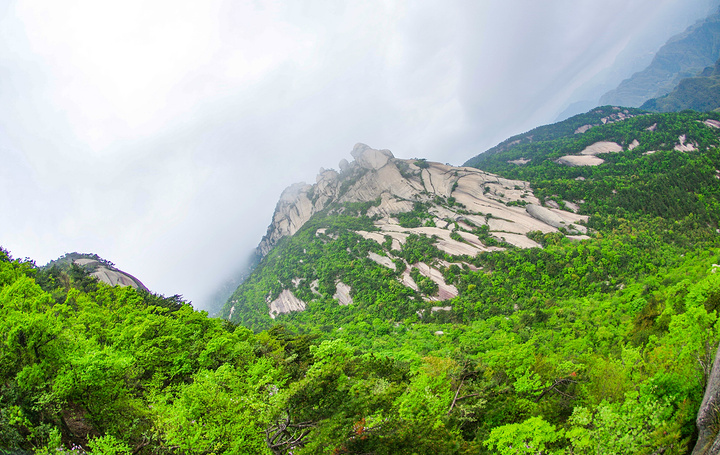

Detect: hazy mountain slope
[642, 58, 720, 112]
[465, 111, 720, 222]
[211, 109, 720, 453]
[463, 106, 643, 168]
[8, 110, 720, 453]
[600, 7, 720, 107]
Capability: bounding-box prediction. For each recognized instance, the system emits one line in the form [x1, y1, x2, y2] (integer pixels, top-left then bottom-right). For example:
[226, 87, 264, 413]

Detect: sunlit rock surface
[252, 143, 590, 316]
[269, 290, 306, 319]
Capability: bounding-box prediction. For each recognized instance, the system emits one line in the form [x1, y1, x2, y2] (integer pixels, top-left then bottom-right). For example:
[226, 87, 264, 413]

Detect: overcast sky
[1, 0, 717, 310]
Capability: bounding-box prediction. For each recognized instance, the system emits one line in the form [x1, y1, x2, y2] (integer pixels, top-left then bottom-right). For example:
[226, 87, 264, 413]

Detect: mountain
[43, 252, 148, 291]
[600, 7, 720, 107]
[215, 109, 720, 453]
[221, 143, 589, 328]
[641, 58, 720, 112]
[5, 110, 720, 453]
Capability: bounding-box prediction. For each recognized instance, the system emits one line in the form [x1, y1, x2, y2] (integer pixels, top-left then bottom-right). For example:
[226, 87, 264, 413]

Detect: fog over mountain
[0, 0, 717, 309]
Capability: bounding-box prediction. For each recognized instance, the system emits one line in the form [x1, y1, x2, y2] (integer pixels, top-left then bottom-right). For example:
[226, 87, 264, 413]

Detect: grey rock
[693, 342, 720, 454]
[339, 158, 350, 173]
[351, 143, 394, 170]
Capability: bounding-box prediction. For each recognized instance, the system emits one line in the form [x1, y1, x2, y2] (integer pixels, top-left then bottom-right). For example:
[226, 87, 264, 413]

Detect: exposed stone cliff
[44, 253, 148, 291]
[242, 143, 588, 319]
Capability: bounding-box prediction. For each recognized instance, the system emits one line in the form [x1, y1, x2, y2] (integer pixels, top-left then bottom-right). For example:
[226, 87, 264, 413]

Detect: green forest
[5, 110, 720, 453]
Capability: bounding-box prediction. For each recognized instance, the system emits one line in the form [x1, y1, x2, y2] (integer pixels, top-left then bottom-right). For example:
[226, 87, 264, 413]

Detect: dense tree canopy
[4, 110, 720, 453]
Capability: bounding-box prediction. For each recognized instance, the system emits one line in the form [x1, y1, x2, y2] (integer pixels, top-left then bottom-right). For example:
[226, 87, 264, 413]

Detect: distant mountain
[600, 7, 720, 107]
[43, 252, 148, 291]
[464, 106, 644, 168]
[641, 58, 720, 112]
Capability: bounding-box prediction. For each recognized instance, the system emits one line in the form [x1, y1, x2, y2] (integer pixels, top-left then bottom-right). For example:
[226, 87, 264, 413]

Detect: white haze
[0, 0, 717, 310]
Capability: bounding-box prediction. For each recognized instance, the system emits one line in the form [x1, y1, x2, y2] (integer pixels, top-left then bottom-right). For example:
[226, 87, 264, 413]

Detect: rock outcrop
[557, 141, 623, 167]
[351, 143, 393, 170]
[333, 281, 353, 306]
[269, 290, 306, 319]
[43, 253, 148, 291]
[249, 143, 590, 318]
[74, 258, 148, 290]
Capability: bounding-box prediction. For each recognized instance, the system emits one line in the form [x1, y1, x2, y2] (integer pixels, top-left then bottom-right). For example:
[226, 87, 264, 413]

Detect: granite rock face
[268, 290, 306, 319]
[351, 143, 393, 170]
[239, 143, 590, 319]
[74, 258, 148, 291]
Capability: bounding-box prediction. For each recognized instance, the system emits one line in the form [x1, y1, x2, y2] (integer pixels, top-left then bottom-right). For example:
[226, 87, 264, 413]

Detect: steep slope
[223, 143, 588, 327]
[642, 58, 720, 113]
[9, 110, 720, 453]
[226, 111, 720, 330]
[600, 7, 720, 107]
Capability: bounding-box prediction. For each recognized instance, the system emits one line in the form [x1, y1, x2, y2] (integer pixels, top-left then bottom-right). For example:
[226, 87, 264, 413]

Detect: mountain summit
[224, 143, 588, 325]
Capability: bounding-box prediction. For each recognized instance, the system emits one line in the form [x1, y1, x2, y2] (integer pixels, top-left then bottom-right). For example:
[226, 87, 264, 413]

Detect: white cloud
[0, 0, 716, 308]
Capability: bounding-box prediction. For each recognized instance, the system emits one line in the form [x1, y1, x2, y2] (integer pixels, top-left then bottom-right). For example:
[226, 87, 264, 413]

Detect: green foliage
[466, 111, 720, 225]
[396, 202, 433, 228]
[464, 106, 645, 168]
[410, 267, 439, 296]
[86, 435, 132, 455]
[9, 111, 720, 453]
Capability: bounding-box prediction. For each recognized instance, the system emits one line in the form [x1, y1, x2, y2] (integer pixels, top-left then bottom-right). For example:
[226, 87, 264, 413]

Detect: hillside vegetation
[4, 110, 720, 453]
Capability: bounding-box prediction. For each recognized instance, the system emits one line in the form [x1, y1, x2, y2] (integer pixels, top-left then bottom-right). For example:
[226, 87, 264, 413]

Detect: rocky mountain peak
[43, 252, 148, 291]
[351, 143, 394, 170]
[257, 144, 588, 259]
[243, 144, 590, 320]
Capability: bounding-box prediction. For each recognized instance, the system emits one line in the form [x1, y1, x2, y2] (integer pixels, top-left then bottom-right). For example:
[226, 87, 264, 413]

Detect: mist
[0, 0, 717, 310]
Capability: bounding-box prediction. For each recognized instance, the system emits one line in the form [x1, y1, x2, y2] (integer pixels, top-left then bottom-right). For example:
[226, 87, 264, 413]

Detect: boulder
[351, 143, 394, 170]
[339, 158, 351, 172]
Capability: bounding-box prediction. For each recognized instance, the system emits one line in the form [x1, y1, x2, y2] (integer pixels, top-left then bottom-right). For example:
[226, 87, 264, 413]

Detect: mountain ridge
[223, 143, 589, 326]
[600, 6, 720, 107]
[43, 252, 148, 292]
[641, 58, 720, 112]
